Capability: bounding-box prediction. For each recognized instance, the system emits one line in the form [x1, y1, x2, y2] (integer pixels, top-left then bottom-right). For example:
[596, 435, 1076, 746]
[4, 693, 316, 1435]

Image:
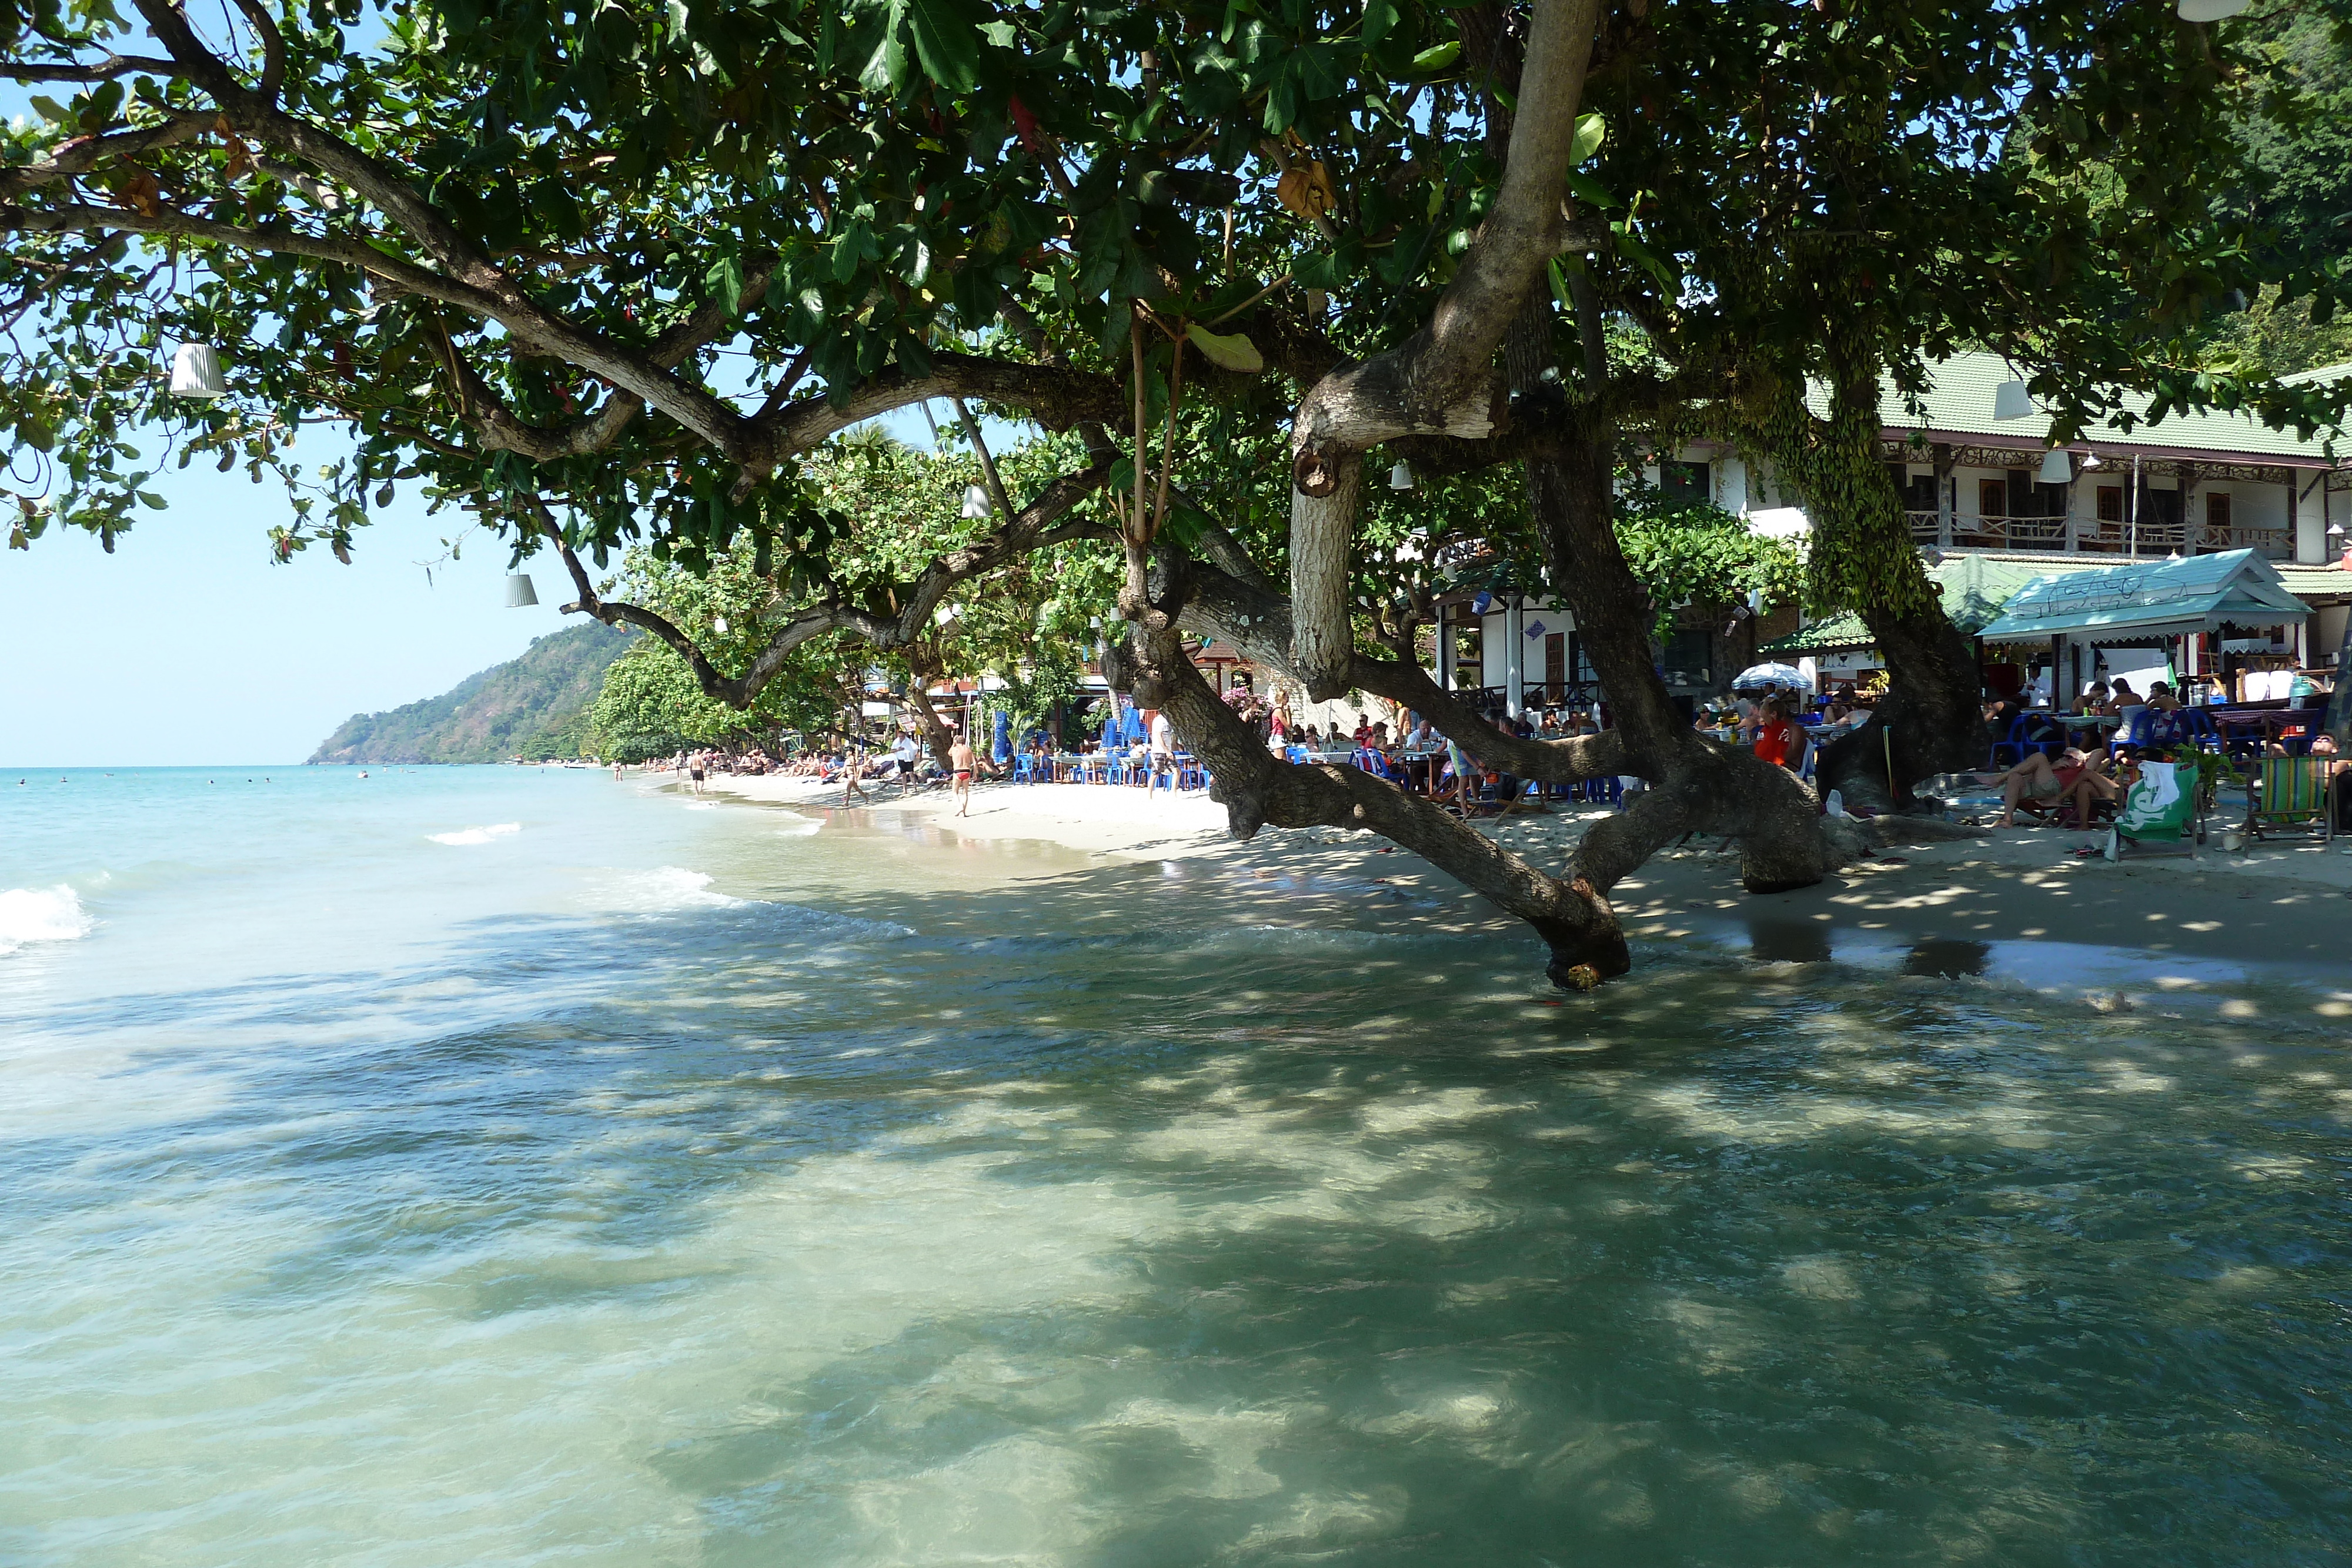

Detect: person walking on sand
[841, 747, 870, 807]
[688, 751, 707, 795]
[948, 732, 978, 816]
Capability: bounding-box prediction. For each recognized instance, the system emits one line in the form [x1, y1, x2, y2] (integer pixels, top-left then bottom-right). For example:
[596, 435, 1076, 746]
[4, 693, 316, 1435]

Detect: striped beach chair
[2248, 755, 2338, 842]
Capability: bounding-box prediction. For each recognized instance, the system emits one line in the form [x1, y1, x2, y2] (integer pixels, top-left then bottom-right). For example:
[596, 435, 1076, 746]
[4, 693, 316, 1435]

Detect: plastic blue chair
[1990, 714, 2065, 769]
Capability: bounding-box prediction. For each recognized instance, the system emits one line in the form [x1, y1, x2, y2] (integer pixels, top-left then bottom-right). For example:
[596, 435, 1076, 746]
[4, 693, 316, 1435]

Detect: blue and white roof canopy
[1977, 549, 2311, 643]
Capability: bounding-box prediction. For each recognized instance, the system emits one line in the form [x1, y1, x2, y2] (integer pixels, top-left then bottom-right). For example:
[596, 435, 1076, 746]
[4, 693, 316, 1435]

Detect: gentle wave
[0, 885, 95, 955]
[773, 815, 824, 837]
[596, 866, 746, 912]
[427, 823, 522, 846]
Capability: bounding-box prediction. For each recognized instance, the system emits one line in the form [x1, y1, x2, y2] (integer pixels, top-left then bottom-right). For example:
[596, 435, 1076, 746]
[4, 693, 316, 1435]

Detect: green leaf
[1162, 504, 1211, 549]
[1610, 221, 1678, 292]
[1362, 0, 1398, 46]
[905, 0, 983, 93]
[707, 252, 746, 315]
[1569, 112, 1605, 168]
[136, 490, 168, 510]
[1566, 170, 1621, 210]
[1546, 257, 1575, 314]
[27, 96, 69, 123]
[1185, 323, 1264, 374]
[859, 0, 913, 93]
[1408, 40, 1459, 75]
[1293, 250, 1339, 290]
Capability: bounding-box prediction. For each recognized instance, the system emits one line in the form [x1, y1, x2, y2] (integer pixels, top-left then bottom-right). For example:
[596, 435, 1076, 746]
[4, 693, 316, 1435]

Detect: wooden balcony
[1902, 510, 2291, 560]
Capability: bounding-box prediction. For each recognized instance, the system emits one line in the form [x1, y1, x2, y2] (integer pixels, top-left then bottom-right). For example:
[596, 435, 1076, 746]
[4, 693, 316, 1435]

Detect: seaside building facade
[1432, 350, 2352, 715]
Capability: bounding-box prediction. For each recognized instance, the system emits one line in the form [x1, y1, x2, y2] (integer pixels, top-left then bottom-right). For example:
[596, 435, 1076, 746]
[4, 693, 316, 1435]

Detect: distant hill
[309, 620, 636, 764]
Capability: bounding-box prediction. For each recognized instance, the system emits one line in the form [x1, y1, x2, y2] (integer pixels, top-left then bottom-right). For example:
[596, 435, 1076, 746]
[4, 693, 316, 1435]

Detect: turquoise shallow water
[3, 767, 2349, 1566]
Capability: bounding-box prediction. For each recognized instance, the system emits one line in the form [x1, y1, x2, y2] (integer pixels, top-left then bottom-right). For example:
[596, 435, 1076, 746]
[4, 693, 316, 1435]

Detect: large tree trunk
[1765, 377, 1986, 811]
[1124, 600, 1632, 987]
[904, 651, 959, 773]
[1523, 436, 1829, 897]
[1815, 604, 1984, 810]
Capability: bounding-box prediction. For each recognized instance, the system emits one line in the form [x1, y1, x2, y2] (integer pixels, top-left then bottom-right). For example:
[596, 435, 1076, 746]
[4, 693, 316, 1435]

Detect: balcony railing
[1899, 511, 2290, 560]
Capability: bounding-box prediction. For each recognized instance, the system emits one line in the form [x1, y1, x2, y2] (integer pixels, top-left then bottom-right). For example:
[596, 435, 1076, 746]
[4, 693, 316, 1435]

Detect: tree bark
[1815, 604, 1984, 810]
[1522, 434, 1830, 897]
[1124, 603, 1631, 987]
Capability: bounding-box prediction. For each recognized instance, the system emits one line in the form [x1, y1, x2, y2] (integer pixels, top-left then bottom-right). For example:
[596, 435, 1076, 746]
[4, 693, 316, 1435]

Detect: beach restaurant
[1975, 549, 2313, 702]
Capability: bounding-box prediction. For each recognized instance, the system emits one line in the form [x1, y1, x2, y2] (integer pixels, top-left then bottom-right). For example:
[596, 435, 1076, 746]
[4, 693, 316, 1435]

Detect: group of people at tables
[1982, 676, 2344, 828]
[1693, 690, 1873, 773]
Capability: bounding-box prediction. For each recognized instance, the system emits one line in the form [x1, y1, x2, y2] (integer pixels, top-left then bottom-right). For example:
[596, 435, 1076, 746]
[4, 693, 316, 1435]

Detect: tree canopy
[8, 0, 2347, 980]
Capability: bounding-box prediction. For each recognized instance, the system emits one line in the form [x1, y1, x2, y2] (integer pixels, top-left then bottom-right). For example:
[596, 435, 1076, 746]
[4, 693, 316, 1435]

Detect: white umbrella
[1732, 661, 1812, 693]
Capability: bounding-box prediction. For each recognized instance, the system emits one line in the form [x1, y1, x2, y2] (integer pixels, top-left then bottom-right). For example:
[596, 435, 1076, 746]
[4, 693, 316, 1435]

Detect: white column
[1436, 602, 1455, 692]
[1504, 597, 1525, 717]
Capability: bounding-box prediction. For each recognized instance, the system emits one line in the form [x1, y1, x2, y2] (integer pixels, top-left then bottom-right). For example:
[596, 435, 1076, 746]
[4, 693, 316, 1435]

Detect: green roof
[1977, 549, 2310, 642]
[1833, 349, 2347, 465]
[1760, 554, 2056, 654]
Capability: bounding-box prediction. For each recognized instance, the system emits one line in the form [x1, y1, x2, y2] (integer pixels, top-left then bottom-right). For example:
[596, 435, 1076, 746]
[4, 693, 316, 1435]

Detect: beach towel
[2106, 760, 2197, 860]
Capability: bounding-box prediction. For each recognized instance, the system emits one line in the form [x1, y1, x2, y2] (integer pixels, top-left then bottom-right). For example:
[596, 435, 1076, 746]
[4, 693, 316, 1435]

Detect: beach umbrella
[1731, 661, 1812, 693]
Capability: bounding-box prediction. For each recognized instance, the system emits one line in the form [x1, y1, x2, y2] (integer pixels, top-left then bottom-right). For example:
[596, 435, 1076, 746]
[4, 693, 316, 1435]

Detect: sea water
[3, 767, 2348, 1566]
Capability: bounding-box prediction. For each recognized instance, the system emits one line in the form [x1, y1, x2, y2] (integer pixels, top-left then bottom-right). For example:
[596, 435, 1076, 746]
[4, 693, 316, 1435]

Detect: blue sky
[1, 404, 962, 766]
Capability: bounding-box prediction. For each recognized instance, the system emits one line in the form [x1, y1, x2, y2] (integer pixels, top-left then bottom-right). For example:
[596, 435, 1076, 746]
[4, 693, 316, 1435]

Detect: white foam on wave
[597, 866, 747, 912]
[0, 885, 95, 955]
[427, 823, 522, 847]
[773, 815, 824, 837]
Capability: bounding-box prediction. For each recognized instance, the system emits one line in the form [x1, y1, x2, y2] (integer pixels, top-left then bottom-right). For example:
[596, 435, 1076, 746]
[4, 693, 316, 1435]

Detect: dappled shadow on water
[14, 845, 2352, 1566]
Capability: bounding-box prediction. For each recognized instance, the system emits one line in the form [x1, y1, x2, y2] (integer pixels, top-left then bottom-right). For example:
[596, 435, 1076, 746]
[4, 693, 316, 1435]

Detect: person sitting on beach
[1993, 747, 2117, 827]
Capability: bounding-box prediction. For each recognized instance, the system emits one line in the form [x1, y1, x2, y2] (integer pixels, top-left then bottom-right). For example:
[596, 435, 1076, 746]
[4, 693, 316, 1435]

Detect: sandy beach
[705, 770, 2352, 989]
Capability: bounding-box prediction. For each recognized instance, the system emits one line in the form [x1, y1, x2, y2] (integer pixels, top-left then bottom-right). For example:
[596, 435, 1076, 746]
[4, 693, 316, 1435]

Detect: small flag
[1525, 620, 1548, 639]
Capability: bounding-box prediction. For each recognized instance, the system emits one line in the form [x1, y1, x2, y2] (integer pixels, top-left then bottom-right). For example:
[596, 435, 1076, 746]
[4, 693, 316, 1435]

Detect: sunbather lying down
[1993, 748, 2120, 828]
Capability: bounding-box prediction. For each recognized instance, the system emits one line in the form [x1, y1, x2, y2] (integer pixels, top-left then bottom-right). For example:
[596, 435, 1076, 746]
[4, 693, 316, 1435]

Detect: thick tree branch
[0, 54, 179, 81]
[1284, 0, 1603, 695]
[0, 116, 206, 200]
[753, 352, 1125, 462]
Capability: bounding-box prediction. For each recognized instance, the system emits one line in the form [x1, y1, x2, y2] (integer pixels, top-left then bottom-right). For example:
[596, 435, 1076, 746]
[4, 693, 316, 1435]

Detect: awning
[1976, 549, 2310, 643]
[1760, 554, 2052, 654]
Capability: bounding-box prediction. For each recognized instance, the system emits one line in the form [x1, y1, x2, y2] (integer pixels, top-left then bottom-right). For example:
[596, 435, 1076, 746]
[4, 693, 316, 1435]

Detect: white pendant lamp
[169, 342, 226, 399]
[2177, 0, 2249, 19]
[1992, 379, 2033, 420]
[2037, 448, 2074, 485]
[960, 483, 992, 520]
[503, 573, 539, 608]
[1389, 459, 1415, 490]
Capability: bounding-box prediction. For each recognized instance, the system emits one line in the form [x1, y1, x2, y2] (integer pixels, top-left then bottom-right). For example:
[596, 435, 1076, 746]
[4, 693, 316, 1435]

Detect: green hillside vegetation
[309, 621, 636, 764]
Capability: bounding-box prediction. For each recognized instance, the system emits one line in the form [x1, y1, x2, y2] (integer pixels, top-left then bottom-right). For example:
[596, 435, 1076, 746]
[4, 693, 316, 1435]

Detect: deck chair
[2104, 759, 2200, 861]
[2247, 755, 2338, 843]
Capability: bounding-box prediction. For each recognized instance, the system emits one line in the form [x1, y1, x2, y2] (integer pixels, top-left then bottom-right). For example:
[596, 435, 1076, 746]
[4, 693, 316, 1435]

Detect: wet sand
[704, 771, 2352, 989]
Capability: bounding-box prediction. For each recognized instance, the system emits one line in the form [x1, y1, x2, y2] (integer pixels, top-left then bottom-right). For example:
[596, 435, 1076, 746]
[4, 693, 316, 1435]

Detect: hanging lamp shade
[503, 573, 539, 608]
[1470, 590, 1495, 616]
[2037, 448, 2074, 485]
[959, 483, 992, 520]
[1992, 379, 2033, 420]
[169, 342, 226, 399]
[1389, 459, 1414, 491]
[2177, 0, 2249, 18]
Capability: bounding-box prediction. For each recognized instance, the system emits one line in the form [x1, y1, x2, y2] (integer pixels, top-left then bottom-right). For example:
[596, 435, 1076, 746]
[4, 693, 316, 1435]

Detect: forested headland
[308, 621, 634, 764]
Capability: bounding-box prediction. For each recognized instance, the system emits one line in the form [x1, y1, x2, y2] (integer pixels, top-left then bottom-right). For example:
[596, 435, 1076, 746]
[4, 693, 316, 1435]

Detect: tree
[6, 0, 2344, 982]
